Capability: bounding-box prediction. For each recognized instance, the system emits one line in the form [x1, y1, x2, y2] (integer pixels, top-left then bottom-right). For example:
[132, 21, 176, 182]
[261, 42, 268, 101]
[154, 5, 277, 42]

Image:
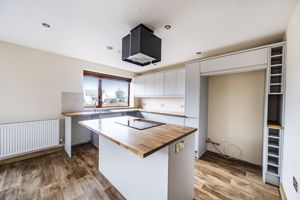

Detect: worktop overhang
[79, 116, 197, 158]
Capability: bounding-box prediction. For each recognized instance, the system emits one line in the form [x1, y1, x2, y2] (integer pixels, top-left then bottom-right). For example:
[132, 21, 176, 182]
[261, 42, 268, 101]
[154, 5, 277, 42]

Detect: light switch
[175, 141, 184, 153]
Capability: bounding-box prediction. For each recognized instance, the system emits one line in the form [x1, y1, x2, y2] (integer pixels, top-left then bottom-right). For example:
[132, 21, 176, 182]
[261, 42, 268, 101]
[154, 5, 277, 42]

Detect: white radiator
[0, 119, 60, 159]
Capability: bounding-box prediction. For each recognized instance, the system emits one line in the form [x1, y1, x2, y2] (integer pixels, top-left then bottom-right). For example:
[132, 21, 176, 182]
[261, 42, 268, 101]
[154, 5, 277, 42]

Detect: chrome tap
[94, 99, 98, 112]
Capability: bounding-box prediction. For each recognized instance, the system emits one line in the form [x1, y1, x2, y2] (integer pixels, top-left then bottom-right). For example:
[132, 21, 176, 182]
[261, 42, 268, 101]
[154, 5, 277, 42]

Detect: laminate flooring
[0, 144, 279, 200]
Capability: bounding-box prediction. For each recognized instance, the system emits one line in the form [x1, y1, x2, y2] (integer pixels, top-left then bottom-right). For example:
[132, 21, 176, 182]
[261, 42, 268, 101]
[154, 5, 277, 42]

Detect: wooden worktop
[79, 116, 196, 158]
[62, 108, 139, 117]
[62, 108, 186, 117]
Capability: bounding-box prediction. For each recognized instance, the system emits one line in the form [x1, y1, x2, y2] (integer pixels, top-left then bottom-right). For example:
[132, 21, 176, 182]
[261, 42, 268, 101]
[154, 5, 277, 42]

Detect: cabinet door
[154, 72, 164, 96]
[201, 48, 268, 75]
[176, 68, 185, 96]
[164, 70, 177, 96]
[185, 118, 200, 154]
[148, 113, 185, 125]
[134, 76, 146, 97]
[145, 74, 155, 96]
[185, 62, 200, 118]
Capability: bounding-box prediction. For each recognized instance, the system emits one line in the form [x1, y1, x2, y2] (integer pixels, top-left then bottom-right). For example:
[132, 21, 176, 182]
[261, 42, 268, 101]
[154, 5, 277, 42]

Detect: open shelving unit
[264, 44, 285, 186]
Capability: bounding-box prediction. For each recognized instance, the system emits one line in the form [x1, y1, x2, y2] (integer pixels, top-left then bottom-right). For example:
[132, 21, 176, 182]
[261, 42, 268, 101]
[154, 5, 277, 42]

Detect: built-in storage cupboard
[200, 48, 268, 75]
[184, 42, 286, 187]
[264, 44, 285, 186]
[134, 68, 185, 97]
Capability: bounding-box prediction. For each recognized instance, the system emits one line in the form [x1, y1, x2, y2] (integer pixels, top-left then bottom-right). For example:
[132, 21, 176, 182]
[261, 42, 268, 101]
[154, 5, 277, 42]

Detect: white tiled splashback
[61, 92, 84, 112]
[139, 97, 184, 113]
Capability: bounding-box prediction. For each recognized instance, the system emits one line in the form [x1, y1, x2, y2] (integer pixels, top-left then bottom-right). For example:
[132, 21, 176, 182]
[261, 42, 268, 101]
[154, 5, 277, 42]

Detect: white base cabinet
[99, 133, 195, 200]
[184, 118, 200, 155]
[143, 112, 185, 126]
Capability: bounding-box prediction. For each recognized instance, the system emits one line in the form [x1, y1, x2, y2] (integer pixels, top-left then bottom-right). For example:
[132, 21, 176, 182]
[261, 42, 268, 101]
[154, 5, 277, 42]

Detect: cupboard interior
[268, 95, 283, 126]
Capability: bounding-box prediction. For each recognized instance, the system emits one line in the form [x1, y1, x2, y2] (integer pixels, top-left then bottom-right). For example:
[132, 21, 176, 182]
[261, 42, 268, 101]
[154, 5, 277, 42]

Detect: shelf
[271, 66, 283, 74]
[268, 137, 279, 147]
[268, 162, 279, 167]
[270, 83, 282, 86]
[271, 46, 283, 56]
[269, 128, 280, 136]
[267, 95, 283, 125]
[268, 156, 279, 166]
[271, 54, 283, 58]
[268, 122, 282, 129]
[271, 57, 283, 65]
[268, 153, 279, 158]
[268, 144, 280, 149]
[270, 64, 283, 67]
[270, 74, 282, 77]
[267, 165, 279, 175]
[270, 85, 282, 93]
[266, 171, 280, 177]
[268, 146, 279, 155]
[269, 93, 283, 95]
[268, 136, 279, 140]
[270, 76, 282, 84]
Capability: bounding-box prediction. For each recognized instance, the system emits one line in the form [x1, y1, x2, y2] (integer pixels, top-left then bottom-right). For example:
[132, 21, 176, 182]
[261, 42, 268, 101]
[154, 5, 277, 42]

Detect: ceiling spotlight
[106, 46, 114, 50]
[42, 23, 50, 28]
[196, 51, 202, 55]
[164, 25, 171, 30]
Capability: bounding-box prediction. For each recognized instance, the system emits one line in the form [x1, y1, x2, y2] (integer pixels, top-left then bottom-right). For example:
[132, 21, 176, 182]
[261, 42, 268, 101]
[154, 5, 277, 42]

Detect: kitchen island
[79, 116, 196, 200]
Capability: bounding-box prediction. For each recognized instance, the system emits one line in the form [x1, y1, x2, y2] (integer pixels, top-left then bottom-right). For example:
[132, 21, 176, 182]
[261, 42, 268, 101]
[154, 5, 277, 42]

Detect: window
[83, 71, 131, 108]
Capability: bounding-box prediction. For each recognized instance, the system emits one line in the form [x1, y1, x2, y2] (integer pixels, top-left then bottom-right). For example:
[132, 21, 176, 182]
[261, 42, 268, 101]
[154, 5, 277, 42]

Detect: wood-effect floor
[0, 144, 279, 200]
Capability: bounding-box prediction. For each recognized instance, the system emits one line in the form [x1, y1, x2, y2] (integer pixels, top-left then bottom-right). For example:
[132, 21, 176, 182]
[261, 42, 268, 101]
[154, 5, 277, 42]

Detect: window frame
[83, 70, 132, 108]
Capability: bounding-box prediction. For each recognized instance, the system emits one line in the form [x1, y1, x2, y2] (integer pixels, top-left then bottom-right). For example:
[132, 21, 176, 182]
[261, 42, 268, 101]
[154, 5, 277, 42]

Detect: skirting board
[279, 184, 287, 200]
[0, 145, 64, 166]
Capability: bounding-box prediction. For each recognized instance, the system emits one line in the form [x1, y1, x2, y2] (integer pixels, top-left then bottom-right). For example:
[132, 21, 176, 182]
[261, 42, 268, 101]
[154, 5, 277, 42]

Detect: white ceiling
[0, 0, 298, 73]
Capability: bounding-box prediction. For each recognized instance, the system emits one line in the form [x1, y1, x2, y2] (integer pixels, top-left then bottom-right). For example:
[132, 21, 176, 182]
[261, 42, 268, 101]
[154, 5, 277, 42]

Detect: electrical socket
[175, 141, 184, 153]
[293, 176, 298, 192]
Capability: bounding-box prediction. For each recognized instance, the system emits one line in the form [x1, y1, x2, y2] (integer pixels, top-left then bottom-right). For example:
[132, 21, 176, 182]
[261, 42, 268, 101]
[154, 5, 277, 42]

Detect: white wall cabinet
[134, 76, 146, 97]
[134, 68, 185, 97]
[176, 68, 185, 95]
[185, 62, 200, 118]
[164, 70, 177, 96]
[145, 74, 155, 96]
[201, 48, 268, 75]
[153, 72, 164, 96]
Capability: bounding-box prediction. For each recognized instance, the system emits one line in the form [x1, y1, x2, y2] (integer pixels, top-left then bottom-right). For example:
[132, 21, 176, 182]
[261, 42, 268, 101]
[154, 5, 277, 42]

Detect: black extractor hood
[122, 24, 161, 66]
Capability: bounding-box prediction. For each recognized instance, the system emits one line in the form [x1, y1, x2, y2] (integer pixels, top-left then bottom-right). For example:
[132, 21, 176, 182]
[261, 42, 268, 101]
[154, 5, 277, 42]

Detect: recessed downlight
[106, 46, 114, 50]
[42, 23, 50, 28]
[164, 25, 171, 30]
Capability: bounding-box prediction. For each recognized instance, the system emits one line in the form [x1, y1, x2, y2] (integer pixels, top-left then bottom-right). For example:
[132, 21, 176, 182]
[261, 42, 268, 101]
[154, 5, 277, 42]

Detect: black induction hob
[115, 118, 165, 130]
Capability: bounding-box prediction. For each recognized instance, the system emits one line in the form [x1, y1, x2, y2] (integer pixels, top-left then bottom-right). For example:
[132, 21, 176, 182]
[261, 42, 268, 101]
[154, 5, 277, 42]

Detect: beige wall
[282, 1, 300, 199]
[0, 41, 135, 124]
[207, 70, 265, 165]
